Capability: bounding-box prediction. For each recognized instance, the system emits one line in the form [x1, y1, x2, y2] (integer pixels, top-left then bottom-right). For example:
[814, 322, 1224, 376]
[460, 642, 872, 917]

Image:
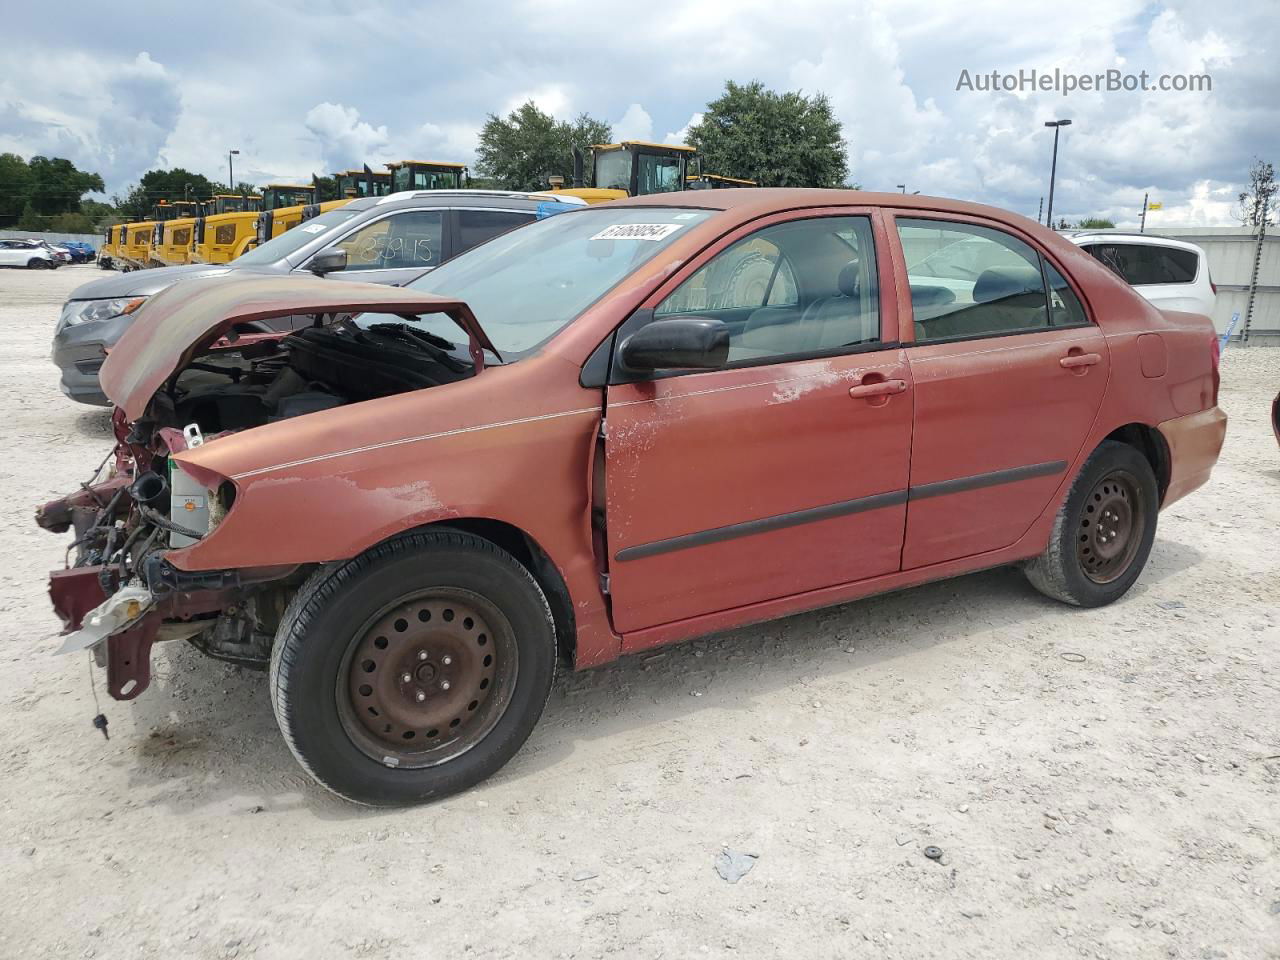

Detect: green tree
[0, 152, 33, 225]
[476, 102, 612, 190]
[116, 168, 221, 219]
[686, 81, 848, 187]
[50, 211, 95, 233]
[1077, 217, 1115, 228]
[27, 156, 104, 215]
[16, 201, 46, 231]
[1236, 157, 1276, 227]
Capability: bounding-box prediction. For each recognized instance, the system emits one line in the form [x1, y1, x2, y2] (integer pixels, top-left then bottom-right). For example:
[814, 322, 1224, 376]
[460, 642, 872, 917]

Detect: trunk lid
[100, 273, 497, 420]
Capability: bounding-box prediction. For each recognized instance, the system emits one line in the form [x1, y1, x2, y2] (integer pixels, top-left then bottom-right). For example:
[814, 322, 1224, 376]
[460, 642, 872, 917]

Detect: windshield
[594, 151, 631, 191]
[361, 207, 712, 356]
[233, 208, 361, 265]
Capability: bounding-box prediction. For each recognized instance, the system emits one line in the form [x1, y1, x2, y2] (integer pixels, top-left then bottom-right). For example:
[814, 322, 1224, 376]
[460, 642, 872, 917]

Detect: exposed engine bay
[37, 317, 477, 700]
[158, 320, 473, 432]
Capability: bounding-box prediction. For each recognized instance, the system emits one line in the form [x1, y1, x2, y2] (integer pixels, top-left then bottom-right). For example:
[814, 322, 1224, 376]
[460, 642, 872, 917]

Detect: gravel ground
[0, 265, 1277, 960]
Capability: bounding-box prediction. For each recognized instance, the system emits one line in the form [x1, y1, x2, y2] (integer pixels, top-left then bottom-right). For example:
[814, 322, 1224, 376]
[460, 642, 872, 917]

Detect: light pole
[227, 149, 240, 191]
[1043, 119, 1071, 226]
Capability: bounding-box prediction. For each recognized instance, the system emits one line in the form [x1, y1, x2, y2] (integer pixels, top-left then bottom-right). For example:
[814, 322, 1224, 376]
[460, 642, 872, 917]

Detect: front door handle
[1059, 352, 1101, 369]
[848, 379, 907, 399]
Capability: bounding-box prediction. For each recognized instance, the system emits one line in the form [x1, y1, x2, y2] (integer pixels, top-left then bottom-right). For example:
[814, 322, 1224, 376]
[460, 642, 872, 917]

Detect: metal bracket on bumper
[106, 617, 160, 700]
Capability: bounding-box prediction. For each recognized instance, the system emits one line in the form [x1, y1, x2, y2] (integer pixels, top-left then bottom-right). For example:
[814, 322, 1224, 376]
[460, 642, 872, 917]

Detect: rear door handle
[848, 379, 907, 399]
[1059, 353, 1101, 369]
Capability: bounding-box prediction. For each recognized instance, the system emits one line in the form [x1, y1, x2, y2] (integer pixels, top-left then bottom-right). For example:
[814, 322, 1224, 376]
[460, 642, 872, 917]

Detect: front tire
[1025, 440, 1159, 607]
[270, 530, 557, 806]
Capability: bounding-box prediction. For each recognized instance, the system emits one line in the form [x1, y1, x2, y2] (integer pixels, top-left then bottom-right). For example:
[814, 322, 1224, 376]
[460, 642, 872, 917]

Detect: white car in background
[0, 239, 60, 269]
[1066, 232, 1216, 316]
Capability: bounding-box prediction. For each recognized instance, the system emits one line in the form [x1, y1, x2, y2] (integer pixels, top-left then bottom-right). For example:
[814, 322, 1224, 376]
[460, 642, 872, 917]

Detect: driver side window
[654, 215, 880, 364]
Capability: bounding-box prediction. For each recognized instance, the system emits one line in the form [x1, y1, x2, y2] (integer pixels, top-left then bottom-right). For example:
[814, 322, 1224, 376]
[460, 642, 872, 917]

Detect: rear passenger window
[1044, 261, 1087, 326]
[898, 219, 1051, 342]
[1082, 243, 1198, 285]
[456, 210, 534, 254]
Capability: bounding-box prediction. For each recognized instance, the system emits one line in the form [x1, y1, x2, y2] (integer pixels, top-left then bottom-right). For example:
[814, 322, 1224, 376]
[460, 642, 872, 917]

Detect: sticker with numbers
[589, 223, 683, 242]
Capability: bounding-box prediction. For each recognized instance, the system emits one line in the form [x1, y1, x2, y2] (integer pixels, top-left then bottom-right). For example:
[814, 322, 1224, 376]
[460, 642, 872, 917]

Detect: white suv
[1067, 232, 1215, 316]
[0, 239, 59, 269]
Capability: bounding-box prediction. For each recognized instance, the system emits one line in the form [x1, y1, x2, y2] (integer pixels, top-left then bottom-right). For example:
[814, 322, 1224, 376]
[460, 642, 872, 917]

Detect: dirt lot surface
[0, 265, 1276, 959]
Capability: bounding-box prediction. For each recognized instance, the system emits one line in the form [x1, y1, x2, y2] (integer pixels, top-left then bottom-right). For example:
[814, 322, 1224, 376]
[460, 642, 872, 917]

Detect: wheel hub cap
[1077, 471, 1144, 584]
[342, 593, 507, 763]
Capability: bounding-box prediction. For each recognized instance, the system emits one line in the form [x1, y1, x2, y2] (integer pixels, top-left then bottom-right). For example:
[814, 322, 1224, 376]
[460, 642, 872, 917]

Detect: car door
[603, 209, 914, 635]
[0, 241, 17, 267]
[892, 214, 1109, 569]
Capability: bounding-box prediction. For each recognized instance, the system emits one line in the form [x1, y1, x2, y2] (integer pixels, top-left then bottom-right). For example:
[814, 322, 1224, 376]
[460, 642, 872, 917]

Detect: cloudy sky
[3, 0, 1274, 226]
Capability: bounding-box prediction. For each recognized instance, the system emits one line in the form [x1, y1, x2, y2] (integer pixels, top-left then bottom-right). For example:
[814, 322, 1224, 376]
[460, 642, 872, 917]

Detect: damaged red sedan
[39, 190, 1227, 805]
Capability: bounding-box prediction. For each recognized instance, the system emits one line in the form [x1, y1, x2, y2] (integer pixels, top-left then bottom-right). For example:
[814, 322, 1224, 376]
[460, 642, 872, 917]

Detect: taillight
[1209, 331, 1220, 406]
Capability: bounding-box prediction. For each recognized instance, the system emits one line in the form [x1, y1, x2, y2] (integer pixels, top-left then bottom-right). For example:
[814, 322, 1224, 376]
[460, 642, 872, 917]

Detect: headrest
[973, 266, 1043, 304]
[837, 260, 860, 298]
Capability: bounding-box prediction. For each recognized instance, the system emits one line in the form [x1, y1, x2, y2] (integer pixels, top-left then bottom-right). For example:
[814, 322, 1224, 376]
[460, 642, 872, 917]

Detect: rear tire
[270, 530, 557, 806]
[1024, 440, 1158, 607]
[27, 258, 48, 270]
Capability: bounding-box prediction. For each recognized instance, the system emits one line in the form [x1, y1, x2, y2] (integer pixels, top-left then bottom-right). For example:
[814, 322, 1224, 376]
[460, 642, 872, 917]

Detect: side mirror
[308, 247, 348, 276]
[617, 317, 730, 373]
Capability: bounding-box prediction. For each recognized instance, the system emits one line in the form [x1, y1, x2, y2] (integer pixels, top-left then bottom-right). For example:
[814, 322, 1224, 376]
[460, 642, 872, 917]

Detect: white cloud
[304, 102, 391, 173]
[0, 0, 1273, 225]
[612, 103, 653, 142]
[0, 51, 179, 194]
[665, 113, 702, 145]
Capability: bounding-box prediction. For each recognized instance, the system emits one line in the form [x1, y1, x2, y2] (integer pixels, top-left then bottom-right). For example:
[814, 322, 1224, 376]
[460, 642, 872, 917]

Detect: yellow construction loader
[386, 161, 467, 192]
[152, 200, 204, 266]
[190, 193, 264, 264]
[117, 218, 158, 271]
[548, 142, 696, 204]
[687, 173, 757, 189]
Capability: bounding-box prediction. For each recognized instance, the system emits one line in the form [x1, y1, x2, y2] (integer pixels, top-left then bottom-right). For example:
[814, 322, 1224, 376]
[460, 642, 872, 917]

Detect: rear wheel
[27, 258, 49, 270]
[270, 530, 557, 805]
[1024, 440, 1159, 607]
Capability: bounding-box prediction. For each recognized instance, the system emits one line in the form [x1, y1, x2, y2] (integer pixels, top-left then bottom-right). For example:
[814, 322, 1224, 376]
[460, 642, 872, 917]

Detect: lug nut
[440, 680, 451, 691]
[401, 673, 412, 683]
[418, 651, 429, 661]
[441, 656, 453, 666]
[415, 691, 426, 702]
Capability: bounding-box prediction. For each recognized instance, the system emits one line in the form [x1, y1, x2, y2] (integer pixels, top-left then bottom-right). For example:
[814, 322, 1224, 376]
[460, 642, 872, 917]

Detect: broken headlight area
[36, 422, 295, 702]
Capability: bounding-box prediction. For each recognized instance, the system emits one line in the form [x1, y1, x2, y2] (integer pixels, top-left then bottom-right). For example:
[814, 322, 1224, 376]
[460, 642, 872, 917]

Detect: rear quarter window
[1083, 243, 1198, 286]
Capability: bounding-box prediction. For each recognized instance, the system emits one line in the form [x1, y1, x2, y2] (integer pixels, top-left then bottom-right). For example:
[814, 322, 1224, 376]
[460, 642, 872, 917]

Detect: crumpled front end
[38, 410, 299, 700]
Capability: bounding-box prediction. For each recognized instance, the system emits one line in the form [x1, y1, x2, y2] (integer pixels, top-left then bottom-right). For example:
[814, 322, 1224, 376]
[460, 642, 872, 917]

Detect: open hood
[100, 273, 498, 420]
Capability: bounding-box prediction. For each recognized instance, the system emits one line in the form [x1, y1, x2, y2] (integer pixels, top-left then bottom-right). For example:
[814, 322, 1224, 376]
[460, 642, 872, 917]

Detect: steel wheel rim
[1077, 469, 1145, 584]
[336, 587, 518, 769]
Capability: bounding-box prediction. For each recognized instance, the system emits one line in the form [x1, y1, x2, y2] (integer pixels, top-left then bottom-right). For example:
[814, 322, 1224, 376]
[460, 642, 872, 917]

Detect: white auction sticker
[300, 223, 327, 234]
[589, 223, 683, 242]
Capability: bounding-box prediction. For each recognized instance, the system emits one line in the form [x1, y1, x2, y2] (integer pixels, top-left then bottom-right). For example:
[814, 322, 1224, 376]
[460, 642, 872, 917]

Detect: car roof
[609, 187, 1040, 224]
[369, 189, 588, 209]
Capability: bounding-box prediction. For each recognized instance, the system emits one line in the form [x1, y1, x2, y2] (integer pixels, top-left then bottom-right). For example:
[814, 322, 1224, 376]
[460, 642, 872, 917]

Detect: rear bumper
[1158, 406, 1228, 507]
